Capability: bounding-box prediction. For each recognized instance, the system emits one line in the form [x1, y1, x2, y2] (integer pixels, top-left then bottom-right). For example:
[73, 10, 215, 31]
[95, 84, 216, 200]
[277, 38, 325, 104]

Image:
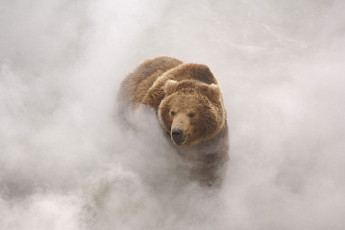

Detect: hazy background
[1, 0, 345, 229]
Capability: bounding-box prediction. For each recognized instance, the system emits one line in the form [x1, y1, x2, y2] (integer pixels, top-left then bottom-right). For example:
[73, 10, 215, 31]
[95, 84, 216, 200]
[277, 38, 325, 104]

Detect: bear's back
[119, 56, 183, 106]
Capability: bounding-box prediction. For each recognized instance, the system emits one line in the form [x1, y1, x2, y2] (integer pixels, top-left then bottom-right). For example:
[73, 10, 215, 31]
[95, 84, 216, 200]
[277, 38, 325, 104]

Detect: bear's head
[158, 79, 226, 146]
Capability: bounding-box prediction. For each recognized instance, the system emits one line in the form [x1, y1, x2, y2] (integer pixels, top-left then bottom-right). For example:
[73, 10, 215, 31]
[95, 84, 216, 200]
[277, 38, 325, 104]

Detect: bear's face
[158, 80, 225, 146]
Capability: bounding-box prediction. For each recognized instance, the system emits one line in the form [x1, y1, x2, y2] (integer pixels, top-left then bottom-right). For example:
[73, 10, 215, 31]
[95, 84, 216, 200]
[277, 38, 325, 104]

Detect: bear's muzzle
[171, 128, 189, 145]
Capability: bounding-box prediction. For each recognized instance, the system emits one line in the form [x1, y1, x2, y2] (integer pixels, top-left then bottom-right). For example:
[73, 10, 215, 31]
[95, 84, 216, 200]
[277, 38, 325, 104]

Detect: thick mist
[1, 0, 345, 229]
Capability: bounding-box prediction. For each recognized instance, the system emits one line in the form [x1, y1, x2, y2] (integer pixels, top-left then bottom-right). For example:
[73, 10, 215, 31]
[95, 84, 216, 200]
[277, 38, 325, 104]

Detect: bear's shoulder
[141, 62, 219, 109]
[119, 56, 183, 105]
[164, 63, 218, 85]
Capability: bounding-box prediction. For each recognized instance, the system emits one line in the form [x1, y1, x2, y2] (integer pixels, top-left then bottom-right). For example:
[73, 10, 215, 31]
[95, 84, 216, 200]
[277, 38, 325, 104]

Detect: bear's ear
[207, 84, 221, 103]
[164, 80, 179, 96]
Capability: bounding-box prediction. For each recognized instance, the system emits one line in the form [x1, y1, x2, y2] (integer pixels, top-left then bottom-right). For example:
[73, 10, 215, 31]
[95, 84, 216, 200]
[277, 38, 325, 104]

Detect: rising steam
[1, 0, 345, 229]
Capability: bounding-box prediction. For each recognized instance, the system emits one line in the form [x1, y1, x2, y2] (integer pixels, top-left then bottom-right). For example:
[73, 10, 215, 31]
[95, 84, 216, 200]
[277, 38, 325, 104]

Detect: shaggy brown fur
[118, 56, 229, 186]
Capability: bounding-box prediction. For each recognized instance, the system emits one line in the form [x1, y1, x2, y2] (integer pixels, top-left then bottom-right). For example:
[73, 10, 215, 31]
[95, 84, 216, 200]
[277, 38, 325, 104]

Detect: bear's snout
[172, 128, 183, 138]
[171, 128, 188, 145]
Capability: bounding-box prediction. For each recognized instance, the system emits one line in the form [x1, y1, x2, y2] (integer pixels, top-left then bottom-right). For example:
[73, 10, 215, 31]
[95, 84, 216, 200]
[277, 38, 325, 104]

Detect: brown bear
[117, 56, 229, 186]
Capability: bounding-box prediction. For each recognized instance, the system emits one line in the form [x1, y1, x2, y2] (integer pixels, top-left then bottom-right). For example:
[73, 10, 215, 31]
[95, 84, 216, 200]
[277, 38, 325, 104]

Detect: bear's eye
[170, 111, 176, 116]
[188, 113, 195, 118]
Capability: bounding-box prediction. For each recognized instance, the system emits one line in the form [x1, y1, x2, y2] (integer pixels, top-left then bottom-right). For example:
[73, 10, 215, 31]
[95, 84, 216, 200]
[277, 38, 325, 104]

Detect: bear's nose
[171, 128, 183, 138]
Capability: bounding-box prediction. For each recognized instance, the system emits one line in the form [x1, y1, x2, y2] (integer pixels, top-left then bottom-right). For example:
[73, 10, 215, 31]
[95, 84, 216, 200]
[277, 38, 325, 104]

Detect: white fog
[1, 0, 345, 229]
